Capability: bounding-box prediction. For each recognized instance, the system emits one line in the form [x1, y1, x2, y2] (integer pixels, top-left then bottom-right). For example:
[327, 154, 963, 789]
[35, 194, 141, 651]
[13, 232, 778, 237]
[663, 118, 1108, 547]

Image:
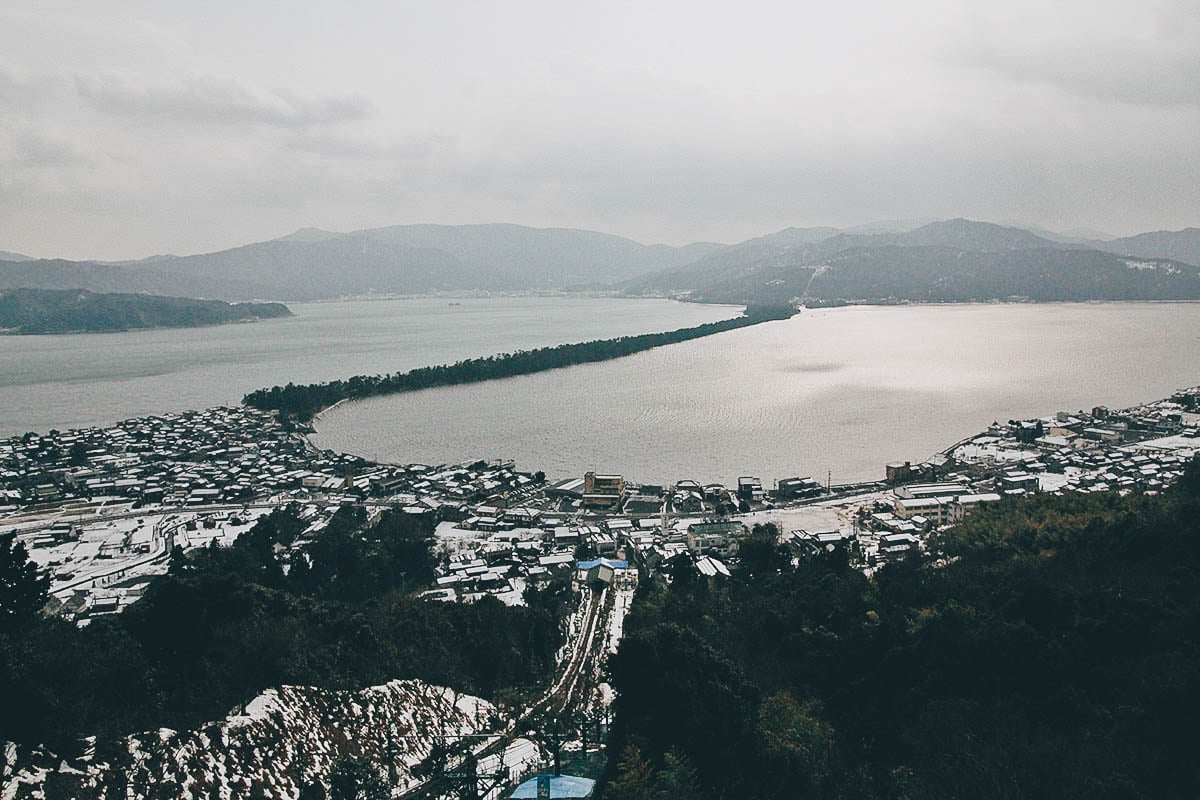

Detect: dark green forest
[603, 462, 1200, 799]
[0, 507, 570, 756]
[243, 304, 794, 421]
[0, 287, 291, 334]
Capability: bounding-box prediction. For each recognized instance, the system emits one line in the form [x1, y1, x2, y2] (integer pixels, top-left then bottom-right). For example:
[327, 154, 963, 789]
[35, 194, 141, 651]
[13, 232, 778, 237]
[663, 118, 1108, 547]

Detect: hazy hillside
[0, 225, 726, 302]
[627, 219, 1200, 304]
[6, 219, 1198, 304]
[347, 223, 724, 286]
[0, 251, 33, 262]
[1102, 227, 1200, 267]
[0, 258, 278, 299]
[0, 288, 291, 334]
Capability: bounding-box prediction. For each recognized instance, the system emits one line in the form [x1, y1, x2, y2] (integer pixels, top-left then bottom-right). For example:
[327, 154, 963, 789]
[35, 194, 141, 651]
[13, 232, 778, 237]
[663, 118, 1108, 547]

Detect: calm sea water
[313, 303, 1200, 485]
[0, 297, 736, 437]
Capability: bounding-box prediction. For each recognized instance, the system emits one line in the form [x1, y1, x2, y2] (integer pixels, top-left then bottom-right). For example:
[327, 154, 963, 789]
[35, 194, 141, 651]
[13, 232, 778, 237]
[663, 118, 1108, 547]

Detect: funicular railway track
[397, 585, 612, 800]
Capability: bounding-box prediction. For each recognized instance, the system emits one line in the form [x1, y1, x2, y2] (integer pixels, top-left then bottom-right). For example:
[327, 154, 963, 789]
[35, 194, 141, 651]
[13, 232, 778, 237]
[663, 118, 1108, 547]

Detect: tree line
[0, 506, 572, 757]
[243, 304, 795, 421]
[602, 460, 1200, 799]
[0, 287, 290, 334]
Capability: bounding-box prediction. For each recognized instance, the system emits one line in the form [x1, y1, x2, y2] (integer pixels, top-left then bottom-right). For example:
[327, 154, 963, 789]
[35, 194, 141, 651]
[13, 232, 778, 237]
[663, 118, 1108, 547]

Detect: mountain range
[626, 219, 1200, 304]
[3, 219, 1200, 304]
[0, 224, 723, 302]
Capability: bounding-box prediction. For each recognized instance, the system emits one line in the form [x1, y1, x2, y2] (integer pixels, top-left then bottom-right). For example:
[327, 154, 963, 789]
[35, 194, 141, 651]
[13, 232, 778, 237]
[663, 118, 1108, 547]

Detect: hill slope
[604, 463, 1200, 799]
[0, 288, 291, 334]
[627, 219, 1200, 303]
[2, 679, 501, 799]
[1101, 227, 1200, 267]
[1, 225, 726, 302]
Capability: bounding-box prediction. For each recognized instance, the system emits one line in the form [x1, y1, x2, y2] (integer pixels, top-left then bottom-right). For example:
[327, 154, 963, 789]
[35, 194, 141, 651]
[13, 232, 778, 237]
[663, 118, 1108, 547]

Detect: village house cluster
[935, 389, 1199, 493]
[0, 407, 329, 509]
[0, 407, 554, 516]
[4, 387, 1199, 615]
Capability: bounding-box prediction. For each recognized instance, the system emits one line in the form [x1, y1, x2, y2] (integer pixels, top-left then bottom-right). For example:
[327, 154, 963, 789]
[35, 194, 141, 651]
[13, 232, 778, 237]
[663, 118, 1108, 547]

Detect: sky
[1, 0, 1198, 260]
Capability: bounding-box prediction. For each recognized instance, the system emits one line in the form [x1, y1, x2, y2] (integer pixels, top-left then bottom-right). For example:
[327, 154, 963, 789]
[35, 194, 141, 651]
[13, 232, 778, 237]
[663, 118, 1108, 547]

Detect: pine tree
[0, 532, 50, 633]
[605, 746, 655, 800]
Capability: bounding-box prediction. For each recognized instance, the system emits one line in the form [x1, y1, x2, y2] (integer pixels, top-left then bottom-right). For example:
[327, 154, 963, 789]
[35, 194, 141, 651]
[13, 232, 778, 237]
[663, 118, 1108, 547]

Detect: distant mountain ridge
[627, 219, 1200, 304]
[0, 224, 727, 302]
[4, 218, 1200, 304]
[1104, 227, 1200, 268]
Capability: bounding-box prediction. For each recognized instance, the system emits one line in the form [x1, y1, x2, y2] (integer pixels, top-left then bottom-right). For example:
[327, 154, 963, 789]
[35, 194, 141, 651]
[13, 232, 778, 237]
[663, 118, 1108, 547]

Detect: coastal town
[3, 387, 1198, 621]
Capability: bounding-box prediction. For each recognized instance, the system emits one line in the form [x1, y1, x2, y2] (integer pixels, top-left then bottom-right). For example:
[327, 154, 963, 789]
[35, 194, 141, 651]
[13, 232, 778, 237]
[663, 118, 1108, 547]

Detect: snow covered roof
[577, 558, 629, 571]
[696, 556, 731, 577]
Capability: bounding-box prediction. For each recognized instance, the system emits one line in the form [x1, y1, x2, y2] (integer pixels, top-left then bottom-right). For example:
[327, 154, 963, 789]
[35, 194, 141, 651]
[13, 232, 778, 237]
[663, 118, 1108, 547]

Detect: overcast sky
[1, 0, 1198, 260]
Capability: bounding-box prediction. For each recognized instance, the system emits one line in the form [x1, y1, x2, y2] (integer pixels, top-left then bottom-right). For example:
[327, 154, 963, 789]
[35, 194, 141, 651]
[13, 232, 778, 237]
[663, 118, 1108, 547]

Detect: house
[582, 471, 625, 509]
[577, 557, 628, 587]
[776, 476, 824, 499]
[538, 552, 576, 571]
[622, 493, 663, 515]
[999, 472, 1039, 493]
[879, 532, 919, 560]
[553, 527, 579, 546]
[736, 476, 763, 503]
[896, 482, 969, 500]
[788, 529, 853, 556]
[695, 555, 731, 578]
[950, 493, 1003, 521]
[893, 496, 952, 523]
[686, 521, 748, 557]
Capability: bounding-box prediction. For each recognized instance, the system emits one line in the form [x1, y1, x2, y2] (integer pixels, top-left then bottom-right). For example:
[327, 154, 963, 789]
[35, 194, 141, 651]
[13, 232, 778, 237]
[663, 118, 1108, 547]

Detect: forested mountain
[1102, 227, 1200, 268]
[626, 219, 1200, 304]
[0, 258, 279, 300]
[0, 225, 725, 302]
[0, 288, 290, 334]
[603, 461, 1200, 799]
[6, 218, 1200, 305]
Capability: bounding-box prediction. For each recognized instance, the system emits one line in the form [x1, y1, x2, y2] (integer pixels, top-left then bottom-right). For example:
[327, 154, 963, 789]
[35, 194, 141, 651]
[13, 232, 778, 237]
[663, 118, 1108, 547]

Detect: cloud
[0, 64, 62, 111]
[284, 130, 457, 162]
[948, 1, 1200, 108]
[74, 72, 375, 128]
[5, 127, 92, 169]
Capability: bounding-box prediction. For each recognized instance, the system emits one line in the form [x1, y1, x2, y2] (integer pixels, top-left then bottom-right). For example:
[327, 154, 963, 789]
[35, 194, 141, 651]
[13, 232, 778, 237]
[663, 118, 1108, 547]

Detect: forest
[602, 460, 1200, 799]
[243, 304, 795, 421]
[0, 288, 290, 334]
[0, 506, 571, 757]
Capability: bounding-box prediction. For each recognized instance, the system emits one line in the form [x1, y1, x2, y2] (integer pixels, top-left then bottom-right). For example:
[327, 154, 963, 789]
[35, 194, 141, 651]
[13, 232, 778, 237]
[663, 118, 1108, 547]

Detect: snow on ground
[736, 505, 844, 533]
[228, 689, 281, 727]
[952, 438, 1032, 464]
[434, 520, 491, 556]
[492, 576, 528, 607]
[605, 587, 636, 655]
[1038, 471, 1077, 492]
[478, 738, 543, 800]
[19, 506, 273, 611]
[4, 679, 502, 800]
[1121, 434, 1199, 454]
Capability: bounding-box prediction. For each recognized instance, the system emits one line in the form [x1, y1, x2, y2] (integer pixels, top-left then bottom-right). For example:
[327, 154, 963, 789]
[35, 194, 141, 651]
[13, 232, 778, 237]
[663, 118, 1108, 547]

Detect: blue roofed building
[576, 557, 628, 587]
[511, 774, 596, 799]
